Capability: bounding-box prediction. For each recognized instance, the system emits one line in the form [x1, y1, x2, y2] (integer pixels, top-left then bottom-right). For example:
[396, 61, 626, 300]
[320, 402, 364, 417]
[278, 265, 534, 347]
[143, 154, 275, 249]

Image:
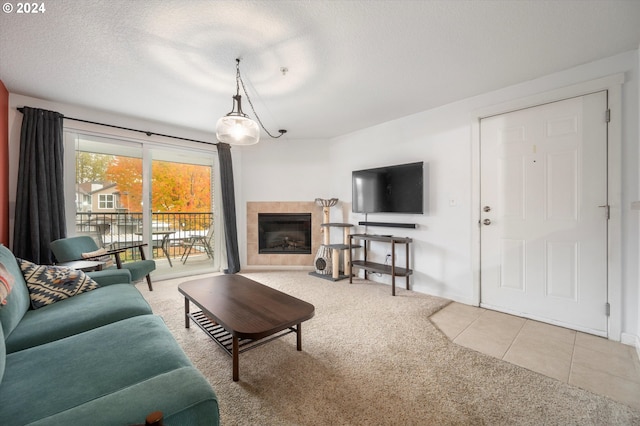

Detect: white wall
[328, 105, 475, 300]
[239, 138, 331, 202]
[236, 138, 330, 266]
[240, 49, 640, 342]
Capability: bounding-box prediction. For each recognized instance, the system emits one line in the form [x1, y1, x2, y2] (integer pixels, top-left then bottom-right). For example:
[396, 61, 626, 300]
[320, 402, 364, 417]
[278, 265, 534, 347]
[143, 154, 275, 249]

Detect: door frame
[471, 73, 624, 341]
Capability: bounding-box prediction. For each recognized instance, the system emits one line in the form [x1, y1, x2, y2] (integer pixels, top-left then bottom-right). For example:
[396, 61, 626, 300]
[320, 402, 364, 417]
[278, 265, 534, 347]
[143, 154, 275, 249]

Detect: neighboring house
[75, 182, 132, 242]
[75, 182, 122, 213]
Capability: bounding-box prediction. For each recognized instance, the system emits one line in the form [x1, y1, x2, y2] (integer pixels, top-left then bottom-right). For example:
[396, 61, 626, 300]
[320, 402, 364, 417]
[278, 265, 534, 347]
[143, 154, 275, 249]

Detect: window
[98, 194, 114, 209]
[64, 129, 221, 279]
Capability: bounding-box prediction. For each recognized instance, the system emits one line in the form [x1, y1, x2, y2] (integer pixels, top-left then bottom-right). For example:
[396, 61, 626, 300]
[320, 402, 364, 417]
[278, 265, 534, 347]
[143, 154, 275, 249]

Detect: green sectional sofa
[0, 244, 219, 425]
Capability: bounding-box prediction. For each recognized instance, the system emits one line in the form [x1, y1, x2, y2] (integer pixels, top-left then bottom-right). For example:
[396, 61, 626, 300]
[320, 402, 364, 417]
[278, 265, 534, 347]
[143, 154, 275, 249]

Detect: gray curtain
[217, 143, 240, 274]
[13, 107, 66, 264]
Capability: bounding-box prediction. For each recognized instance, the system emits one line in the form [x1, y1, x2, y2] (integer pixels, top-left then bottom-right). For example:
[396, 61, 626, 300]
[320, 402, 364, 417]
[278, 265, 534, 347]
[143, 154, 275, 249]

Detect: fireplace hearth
[258, 213, 312, 254]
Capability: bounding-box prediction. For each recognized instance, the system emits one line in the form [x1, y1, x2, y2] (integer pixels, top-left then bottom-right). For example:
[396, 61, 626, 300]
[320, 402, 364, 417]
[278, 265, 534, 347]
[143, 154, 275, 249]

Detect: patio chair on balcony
[50, 235, 156, 291]
[181, 225, 214, 264]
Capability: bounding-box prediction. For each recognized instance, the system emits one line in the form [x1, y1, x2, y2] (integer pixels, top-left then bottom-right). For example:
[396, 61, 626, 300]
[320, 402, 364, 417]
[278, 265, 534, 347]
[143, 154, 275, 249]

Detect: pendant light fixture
[215, 58, 287, 145]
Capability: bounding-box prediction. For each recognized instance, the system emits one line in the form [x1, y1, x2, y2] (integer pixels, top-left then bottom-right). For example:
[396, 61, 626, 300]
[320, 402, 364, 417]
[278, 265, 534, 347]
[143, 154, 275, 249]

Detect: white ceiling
[1, 0, 640, 140]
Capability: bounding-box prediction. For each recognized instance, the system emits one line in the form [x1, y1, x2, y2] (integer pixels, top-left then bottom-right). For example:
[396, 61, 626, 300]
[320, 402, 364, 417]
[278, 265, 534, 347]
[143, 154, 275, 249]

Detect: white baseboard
[620, 332, 638, 346]
[620, 333, 640, 362]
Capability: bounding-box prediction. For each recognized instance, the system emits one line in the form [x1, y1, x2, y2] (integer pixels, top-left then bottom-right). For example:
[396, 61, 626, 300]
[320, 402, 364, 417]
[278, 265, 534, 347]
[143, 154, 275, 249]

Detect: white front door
[480, 91, 609, 335]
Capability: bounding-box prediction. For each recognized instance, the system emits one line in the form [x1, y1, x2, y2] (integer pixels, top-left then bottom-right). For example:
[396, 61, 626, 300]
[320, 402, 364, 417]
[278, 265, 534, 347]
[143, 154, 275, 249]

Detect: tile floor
[430, 302, 640, 410]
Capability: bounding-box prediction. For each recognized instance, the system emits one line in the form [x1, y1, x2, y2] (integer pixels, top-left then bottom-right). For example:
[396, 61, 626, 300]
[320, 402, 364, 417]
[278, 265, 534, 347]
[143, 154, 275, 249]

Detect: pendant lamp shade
[216, 94, 260, 145]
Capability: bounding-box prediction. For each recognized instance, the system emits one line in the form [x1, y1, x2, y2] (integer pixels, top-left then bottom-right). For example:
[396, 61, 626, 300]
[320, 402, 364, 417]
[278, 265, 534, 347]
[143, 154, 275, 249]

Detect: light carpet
[139, 271, 640, 425]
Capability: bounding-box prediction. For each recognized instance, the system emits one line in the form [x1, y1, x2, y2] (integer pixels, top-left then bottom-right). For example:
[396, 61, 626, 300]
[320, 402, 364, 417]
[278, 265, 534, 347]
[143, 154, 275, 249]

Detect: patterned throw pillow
[17, 258, 100, 309]
[0, 262, 14, 305]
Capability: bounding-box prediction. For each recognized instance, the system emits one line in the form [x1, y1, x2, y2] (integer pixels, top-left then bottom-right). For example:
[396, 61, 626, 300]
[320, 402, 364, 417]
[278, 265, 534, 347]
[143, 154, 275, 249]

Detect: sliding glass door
[65, 130, 219, 279]
[70, 133, 143, 249]
[148, 146, 218, 276]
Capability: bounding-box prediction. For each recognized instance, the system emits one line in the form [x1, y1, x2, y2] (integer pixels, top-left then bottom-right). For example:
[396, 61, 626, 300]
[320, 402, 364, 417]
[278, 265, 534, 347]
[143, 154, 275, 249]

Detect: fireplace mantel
[247, 202, 322, 266]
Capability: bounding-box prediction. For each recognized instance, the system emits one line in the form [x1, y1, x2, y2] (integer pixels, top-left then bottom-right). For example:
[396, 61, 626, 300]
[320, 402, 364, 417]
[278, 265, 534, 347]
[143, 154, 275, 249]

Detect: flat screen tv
[352, 162, 424, 214]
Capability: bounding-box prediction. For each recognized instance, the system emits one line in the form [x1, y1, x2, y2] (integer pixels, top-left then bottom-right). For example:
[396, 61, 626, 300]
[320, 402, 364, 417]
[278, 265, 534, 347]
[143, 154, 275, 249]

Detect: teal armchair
[50, 236, 156, 291]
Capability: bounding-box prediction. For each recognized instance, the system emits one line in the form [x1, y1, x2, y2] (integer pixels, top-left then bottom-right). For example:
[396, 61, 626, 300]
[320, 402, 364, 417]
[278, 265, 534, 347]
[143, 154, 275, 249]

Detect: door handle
[483, 219, 491, 225]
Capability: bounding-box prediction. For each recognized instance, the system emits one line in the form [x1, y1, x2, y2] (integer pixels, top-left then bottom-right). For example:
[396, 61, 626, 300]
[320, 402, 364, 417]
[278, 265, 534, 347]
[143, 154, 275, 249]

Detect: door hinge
[605, 109, 611, 123]
[605, 302, 610, 316]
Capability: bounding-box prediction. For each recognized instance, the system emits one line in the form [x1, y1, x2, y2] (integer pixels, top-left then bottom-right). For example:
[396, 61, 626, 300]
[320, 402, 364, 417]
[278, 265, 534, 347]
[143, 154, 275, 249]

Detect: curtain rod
[17, 106, 218, 146]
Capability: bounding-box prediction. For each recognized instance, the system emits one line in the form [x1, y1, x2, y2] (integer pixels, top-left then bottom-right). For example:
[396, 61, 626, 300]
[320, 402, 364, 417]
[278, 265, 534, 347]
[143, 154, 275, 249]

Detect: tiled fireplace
[258, 213, 312, 254]
[247, 202, 322, 266]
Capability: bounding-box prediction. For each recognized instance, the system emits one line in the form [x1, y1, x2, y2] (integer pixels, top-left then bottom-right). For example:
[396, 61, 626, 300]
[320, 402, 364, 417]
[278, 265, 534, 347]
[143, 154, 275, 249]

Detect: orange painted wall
[0, 80, 8, 246]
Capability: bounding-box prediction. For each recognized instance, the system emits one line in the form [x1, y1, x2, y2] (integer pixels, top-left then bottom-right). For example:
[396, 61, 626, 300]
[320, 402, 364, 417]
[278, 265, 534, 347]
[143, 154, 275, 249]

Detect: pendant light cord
[235, 59, 287, 139]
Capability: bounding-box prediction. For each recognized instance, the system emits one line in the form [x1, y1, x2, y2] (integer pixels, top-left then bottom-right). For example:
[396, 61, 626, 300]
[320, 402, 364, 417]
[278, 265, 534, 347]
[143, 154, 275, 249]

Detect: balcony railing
[75, 211, 213, 262]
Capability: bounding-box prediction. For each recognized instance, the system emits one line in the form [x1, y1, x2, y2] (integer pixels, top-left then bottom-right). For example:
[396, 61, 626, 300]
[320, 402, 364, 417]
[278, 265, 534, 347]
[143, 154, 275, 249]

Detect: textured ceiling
[1, 0, 640, 140]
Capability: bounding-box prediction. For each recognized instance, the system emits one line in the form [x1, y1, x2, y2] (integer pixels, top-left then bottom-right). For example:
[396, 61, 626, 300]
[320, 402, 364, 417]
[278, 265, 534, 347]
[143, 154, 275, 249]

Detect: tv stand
[348, 234, 412, 296]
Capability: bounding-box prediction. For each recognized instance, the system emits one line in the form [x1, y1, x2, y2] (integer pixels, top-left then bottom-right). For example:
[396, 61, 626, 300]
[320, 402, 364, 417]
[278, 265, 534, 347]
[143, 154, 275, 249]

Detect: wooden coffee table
[178, 275, 315, 381]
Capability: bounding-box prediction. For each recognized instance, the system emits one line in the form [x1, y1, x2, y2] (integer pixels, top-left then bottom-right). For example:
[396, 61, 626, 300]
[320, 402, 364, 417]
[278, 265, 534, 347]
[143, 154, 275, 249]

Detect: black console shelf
[348, 233, 413, 296]
[350, 260, 412, 277]
[358, 221, 416, 229]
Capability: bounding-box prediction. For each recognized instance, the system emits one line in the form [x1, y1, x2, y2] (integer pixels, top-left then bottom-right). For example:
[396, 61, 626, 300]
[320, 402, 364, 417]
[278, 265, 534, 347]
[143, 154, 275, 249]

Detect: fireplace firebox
[258, 213, 312, 254]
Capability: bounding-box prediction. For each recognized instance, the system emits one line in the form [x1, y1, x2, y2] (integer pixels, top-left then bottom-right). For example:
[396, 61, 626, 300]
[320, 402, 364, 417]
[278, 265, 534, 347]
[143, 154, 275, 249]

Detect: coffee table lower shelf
[188, 310, 298, 357]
